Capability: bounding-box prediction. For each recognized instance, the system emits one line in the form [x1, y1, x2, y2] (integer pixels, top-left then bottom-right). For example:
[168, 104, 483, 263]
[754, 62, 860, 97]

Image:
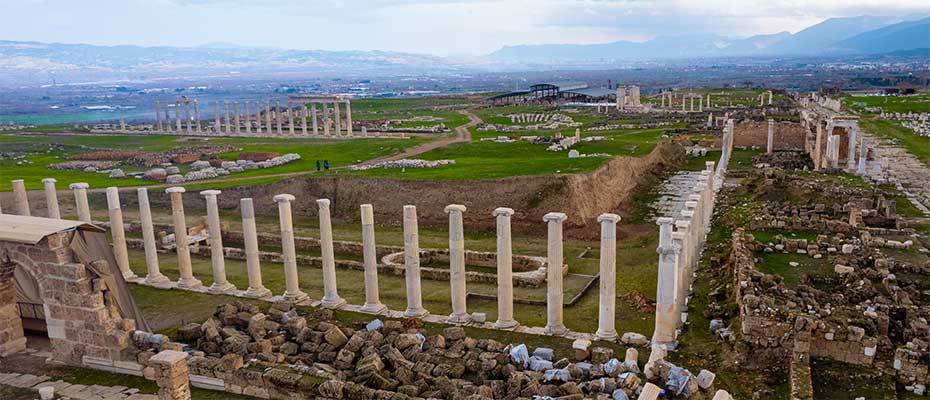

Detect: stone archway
[0, 218, 137, 365]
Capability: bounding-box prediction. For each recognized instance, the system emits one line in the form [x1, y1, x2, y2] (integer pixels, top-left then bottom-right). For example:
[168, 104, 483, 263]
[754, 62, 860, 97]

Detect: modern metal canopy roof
[0, 214, 103, 245]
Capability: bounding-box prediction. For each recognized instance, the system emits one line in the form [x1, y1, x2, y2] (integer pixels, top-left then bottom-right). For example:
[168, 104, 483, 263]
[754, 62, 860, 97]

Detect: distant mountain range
[0, 14, 927, 86]
[490, 15, 930, 62]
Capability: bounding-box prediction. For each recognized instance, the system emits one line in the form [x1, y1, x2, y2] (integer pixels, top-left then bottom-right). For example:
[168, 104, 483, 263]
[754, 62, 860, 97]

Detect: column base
[283, 290, 309, 303]
[208, 281, 237, 294]
[447, 312, 471, 324]
[320, 295, 346, 309]
[121, 271, 138, 280]
[545, 324, 568, 336]
[176, 278, 203, 290]
[243, 287, 273, 299]
[144, 274, 174, 288]
[404, 308, 429, 319]
[360, 302, 388, 314]
[595, 329, 619, 342]
[493, 319, 519, 330]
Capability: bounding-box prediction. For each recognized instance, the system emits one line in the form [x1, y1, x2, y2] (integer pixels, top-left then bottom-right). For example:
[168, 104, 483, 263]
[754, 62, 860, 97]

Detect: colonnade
[4, 158, 724, 345]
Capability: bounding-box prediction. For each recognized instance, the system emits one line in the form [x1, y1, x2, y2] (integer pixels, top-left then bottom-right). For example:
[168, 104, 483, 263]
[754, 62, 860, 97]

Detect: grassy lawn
[0, 134, 430, 191]
[753, 250, 833, 288]
[844, 93, 930, 114]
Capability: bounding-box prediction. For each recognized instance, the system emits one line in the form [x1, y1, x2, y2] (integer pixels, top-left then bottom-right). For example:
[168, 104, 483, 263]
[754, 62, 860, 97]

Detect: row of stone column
[658, 92, 710, 110]
[653, 161, 717, 351]
[150, 98, 353, 137]
[9, 178, 632, 339]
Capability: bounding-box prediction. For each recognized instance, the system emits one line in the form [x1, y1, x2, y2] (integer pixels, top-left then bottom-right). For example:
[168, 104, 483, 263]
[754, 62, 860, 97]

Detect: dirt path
[357, 110, 479, 166]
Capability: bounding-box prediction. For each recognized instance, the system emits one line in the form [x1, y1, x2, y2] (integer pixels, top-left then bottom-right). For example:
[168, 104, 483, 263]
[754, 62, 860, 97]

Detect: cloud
[0, 0, 927, 55]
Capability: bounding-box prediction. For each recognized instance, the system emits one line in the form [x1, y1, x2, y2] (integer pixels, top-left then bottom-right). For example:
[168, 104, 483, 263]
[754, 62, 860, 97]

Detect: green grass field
[844, 93, 930, 114]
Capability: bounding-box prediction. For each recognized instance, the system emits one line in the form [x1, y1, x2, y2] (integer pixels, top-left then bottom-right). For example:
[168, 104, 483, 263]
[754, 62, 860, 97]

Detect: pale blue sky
[2, 0, 929, 55]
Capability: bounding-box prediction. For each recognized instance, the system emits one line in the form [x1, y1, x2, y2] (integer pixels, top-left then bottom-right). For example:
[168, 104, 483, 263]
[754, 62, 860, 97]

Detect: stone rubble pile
[137, 301, 727, 400]
[350, 159, 455, 171]
[157, 153, 301, 184]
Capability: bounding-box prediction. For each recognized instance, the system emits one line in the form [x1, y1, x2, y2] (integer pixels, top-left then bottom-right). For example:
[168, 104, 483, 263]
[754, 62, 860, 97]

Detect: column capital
[684, 200, 698, 210]
[493, 207, 514, 217]
[675, 219, 691, 229]
[274, 193, 296, 203]
[444, 204, 466, 213]
[317, 198, 331, 209]
[656, 217, 675, 226]
[105, 187, 120, 202]
[200, 189, 221, 197]
[42, 178, 57, 184]
[597, 213, 621, 224]
[166, 186, 186, 194]
[403, 204, 417, 213]
[543, 212, 567, 223]
[688, 194, 702, 202]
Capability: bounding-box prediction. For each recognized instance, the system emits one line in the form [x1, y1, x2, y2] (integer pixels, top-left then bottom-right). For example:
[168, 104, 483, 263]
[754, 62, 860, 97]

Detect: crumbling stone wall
[0, 231, 135, 364]
[733, 120, 806, 150]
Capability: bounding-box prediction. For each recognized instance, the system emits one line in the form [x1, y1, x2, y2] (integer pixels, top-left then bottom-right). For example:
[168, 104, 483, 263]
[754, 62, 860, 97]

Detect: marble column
[138, 188, 170, 286]
[317, 199, 345, 308]
[596, 213, 620, 341]
[345, 100, 353, 136]
[287, 106, 295, 135]
[184, 100, 191, 133]
[698, 96, 703, 112]
[11, 180, 29, 216]
[445, 204, 469, 323]
[240, 198, 271, 298]
[707, 113, 713, 128]
[323, 105, 331, 136]
[274, 194, 308, 302]
[155, 100, 163, 131]
[164, 103, 172, 132]
[682, 96, 686, 112]
[857, 138, 868, 175]
[254, 101, 263, 134]
[333, 101, 342, 135]
[106, 187, 136, 280]
[654, 217, 680, 345]
[847, 128, 858, 170]
[767, 119, 774, 154]
[223, 101, 231, 134]
[233, 101, 241, 134]
[311, 104, 319, 135]
[360, 204, 386, 313]
[194, 99, 201, 133]
[276, 100, 283, 135]
[403, 205, 429, 317]
[265, 100, 272, 134]
[213, 101, 221, 133]
[42, 178, 60, 219]
[243, 102, 251, 134]
[202, 190, 236, 293]
[69, 182, 91, 222]
[175, 101, 182, 132]
[301, 107, 308, 135]
[673, 219, 691, 321]
[493, 207, 518, 329]
[544, 212, 568, 335]
[167, 187, 202, 289]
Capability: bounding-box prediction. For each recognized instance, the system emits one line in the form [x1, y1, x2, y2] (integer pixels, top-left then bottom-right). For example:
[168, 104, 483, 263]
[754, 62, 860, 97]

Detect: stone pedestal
[445, 204, 470, 324]
[653, 217, 680, 345]
[69, 183, 92, 222]
[240, 198, 271, 298]
[42, 178, 60, 219]
[596, 213, 620, 341]
[138, 188, 170, 286]
[202, 190, 236, 293]
[403, 205, 429, 318]
[167, 187, 202, 289]
[360, 204, 386, 313]
[317, 199, 345, 308]
[106, 187, 136, 280]
[493, 207, 518, 329]
[11, 180, 30, 216]
[544, 212, 568, 335]
[150, 350, 191, 400]
[275, 194, 307, 303]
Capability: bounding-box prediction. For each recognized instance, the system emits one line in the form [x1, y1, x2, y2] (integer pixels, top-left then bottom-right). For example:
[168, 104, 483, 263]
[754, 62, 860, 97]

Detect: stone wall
[732, 120, 806, 150]
[0, 231, 136, 365]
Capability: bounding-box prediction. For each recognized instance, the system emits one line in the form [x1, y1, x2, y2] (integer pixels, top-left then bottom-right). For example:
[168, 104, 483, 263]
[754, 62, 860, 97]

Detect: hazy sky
[3, 0, 929, 55]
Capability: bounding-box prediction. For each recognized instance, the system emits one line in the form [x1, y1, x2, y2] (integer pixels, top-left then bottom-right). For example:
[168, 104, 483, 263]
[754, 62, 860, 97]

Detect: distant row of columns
[147, 98, 354, 137]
